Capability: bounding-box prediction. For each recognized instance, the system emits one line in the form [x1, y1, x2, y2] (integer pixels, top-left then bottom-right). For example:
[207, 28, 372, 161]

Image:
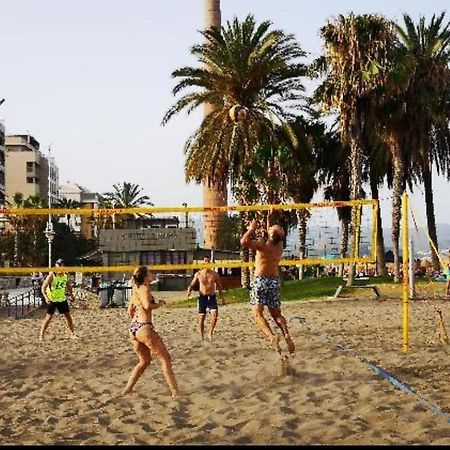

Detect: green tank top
[49, 274, 68, 302]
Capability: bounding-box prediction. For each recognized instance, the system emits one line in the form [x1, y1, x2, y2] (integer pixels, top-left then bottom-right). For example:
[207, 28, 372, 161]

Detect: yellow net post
[402, 192, 410, 353]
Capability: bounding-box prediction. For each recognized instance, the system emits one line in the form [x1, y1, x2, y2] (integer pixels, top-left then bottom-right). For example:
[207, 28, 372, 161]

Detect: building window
[26, 177, 34, 184]
[140, 251, 162, 266]
[166, 251, 187, 265]
[26, 161, 34, 172]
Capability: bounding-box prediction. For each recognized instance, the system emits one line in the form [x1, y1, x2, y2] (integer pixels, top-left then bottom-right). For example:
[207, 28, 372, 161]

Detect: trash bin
[113, 285, 127, 307]
[98, 284, 110, 308]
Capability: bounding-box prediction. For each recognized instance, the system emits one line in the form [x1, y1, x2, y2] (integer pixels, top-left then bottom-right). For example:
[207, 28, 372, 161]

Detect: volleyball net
[0, 199, 378, 274]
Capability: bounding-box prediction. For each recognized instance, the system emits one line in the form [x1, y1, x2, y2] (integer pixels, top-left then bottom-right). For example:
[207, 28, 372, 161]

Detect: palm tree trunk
[239, 212, 250, 288]
[339, 219, 349, 277]
[347, 132, 363, 287]
[297, 210, 307, 280]
[391, 149, 404, 283]
[422, 159, 439, 271]
[369, 175, 387, 276]
[202, 0, 227, 250]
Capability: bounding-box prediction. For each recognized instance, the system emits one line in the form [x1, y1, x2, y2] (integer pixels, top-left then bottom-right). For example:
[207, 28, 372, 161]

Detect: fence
[0, 288, 42, 319]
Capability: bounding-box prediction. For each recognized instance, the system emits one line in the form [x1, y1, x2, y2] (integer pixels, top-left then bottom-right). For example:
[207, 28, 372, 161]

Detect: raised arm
[240, 219, 266, 251]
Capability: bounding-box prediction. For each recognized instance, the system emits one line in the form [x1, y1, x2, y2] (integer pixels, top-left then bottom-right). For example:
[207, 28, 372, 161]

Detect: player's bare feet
[70, 334, 79, 340]
[285, 335, 295, 354]
[121, 387, 133, 395]
[39, 334, 44, 342]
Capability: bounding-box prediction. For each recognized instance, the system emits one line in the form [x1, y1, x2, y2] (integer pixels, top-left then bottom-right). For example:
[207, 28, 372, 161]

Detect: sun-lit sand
[2, 292, 450, 445]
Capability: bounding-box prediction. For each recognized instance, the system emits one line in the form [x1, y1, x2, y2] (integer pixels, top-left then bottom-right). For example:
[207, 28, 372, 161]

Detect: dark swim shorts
[47, 300, 70, 315]
[198, 294, 218, 314]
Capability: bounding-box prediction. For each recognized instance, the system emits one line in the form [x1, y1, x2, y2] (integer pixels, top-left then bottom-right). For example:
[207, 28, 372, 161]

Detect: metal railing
[0, 288, 42, 319]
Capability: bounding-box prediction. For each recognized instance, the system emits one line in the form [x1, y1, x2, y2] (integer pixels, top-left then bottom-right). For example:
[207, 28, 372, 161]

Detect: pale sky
[1, 0, 449, 225]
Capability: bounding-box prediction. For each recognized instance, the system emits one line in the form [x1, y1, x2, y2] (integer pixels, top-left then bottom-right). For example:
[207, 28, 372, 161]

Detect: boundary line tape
[292, 316, 450, 424]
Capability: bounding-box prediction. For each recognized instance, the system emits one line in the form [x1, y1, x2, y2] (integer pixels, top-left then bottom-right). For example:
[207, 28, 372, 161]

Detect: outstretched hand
[247, 219, 258, 232]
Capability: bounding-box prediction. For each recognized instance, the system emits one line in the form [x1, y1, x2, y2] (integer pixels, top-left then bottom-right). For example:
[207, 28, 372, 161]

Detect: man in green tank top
[39, 258, 77, 341]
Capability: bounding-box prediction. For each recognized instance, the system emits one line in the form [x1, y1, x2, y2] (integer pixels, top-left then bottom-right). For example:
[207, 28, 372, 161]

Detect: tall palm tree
[103, 182, 152, 209]
[316, 13, 396, 285]
[203, 0, 226, 250]
[23, 194, 47, 266]
[56, 198, 81, 230]
[8, 192, 25, 266]
[280, 117, 325, 279]
[393, 13, 450, 271]
[364, 139, 391, 276]
[163, 14, 307, 246]
[103, 182, 153, 228]
[318, 130, 353, 277]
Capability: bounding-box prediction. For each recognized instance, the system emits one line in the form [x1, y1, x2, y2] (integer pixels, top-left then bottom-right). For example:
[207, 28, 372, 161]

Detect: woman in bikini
[122, 266, 180, 398]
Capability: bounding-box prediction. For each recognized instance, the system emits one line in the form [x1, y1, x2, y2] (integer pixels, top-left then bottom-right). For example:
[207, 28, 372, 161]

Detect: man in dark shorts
[187, 257, 226, 340]
[39, 259, 77, 341]
[240, 219, 295, 354]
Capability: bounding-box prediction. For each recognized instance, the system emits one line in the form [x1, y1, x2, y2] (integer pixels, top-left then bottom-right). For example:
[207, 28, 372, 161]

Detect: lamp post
[44, 221, 55, 268]
[112, 199, 116, 230]
[182, 202, 188, 228]
[44, 146, 55, 268]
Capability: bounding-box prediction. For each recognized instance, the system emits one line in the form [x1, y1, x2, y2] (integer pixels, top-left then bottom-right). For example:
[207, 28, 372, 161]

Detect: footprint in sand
[97, 416, 111, 427]
[140, 422, 155, 433]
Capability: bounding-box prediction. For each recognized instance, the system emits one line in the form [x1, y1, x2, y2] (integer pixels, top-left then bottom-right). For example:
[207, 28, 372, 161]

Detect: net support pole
[409, 237, 415, 300]
[402, 192, 410, 353]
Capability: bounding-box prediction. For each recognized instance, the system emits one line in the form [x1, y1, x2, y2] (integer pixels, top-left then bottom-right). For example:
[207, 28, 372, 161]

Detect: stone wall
[99, 227, 196, 253]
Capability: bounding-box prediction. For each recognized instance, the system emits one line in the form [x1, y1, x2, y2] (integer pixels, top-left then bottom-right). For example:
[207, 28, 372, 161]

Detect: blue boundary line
[292, 316, 450, 424]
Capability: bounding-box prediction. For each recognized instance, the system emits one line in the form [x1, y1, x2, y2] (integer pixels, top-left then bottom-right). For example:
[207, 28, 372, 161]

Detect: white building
[59, 180, 100, 239]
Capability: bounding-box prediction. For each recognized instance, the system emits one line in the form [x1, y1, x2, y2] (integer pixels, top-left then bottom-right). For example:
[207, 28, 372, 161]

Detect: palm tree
[56, 198, 81, 230]
[393, 13, 450, 271]
[103, 182, 153, 228]
[203, 0, 226, 250]
[318, 129, 353, 277]
[103, 182, 152, 208]
[364, 138, 391, 276]
[316, 13, 396, 285]
[280, 117, 326, 279]
[23, 194, 47, 266]
[8, 192, 25, 266]
[162, 14, 307, 247]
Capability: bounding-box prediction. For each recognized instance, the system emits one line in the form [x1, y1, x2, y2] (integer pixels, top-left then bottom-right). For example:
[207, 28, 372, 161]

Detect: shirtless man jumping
[240, 219, 295, 355]
[187, 257, 226, 340]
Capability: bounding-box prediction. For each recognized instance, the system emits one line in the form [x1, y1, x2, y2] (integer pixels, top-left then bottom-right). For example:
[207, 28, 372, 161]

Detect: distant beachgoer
[39, 259, 77, 341]
[187, 256, 226, 340]
[240, 218, 295, 355]
[123, 266, 180, 398]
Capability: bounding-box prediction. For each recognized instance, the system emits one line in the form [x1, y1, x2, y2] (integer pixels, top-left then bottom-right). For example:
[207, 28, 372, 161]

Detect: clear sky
[1, 0, 449, 225]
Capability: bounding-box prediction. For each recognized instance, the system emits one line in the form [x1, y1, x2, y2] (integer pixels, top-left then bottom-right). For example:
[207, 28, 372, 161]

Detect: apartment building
[5, 134, 59, 205]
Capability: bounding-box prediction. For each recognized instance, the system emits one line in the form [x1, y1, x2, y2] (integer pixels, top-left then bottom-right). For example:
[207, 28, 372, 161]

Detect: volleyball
[229, 105, 248, 123]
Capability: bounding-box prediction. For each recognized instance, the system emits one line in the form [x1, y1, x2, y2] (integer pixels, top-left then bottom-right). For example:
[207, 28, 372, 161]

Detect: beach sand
[2, 293, 450, 445]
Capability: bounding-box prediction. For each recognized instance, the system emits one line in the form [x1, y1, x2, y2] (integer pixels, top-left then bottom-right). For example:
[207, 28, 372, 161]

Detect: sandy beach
[2, 293, 450, 445]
